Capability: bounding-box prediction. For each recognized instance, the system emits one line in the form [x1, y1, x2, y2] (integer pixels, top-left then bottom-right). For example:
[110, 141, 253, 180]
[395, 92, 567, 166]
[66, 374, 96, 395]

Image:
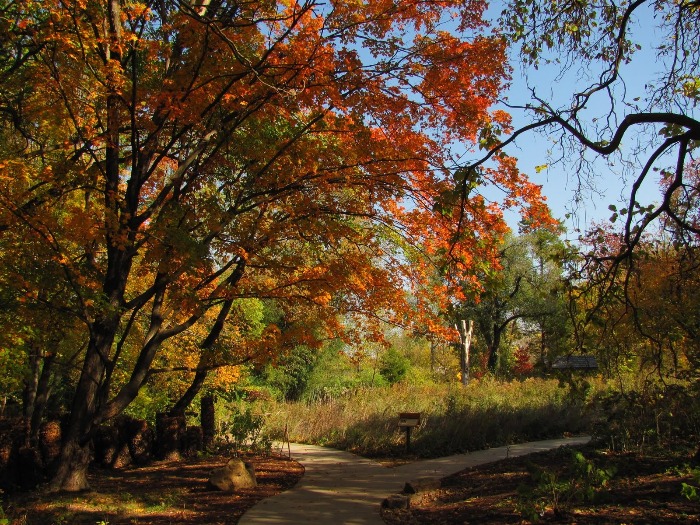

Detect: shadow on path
[239, 436, 591, 525]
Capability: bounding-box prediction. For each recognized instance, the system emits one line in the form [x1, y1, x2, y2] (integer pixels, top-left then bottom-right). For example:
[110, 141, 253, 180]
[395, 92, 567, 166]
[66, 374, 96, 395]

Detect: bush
[379, 348, 410, 384]
[517, 449, 615, 520]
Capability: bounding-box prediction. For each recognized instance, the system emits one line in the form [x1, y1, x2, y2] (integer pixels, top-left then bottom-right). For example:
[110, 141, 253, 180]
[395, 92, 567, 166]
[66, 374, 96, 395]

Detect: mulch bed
[381, 443, 700, 524]
[3, 452, 304, 525]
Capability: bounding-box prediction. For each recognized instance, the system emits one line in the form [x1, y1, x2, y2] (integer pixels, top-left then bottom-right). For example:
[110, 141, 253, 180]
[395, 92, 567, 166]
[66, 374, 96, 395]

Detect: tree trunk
[49, 327, 113, 491]
[456, 320, 474, 386]
[22, 343, 41, 445]
[49, 437, 92, 492]
[487, 325, 501, 373]
[201, 395, 216, 448]
[29, 353, 55, 441]
[169, 369, 208, 416]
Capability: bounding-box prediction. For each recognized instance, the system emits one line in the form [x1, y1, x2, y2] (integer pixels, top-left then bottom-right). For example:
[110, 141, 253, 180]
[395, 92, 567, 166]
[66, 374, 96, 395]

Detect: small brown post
[398, 413, 421, 453]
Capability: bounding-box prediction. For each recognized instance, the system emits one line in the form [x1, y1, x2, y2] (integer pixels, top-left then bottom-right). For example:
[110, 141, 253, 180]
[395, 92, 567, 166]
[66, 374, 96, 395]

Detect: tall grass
[251, 377, 597, 458]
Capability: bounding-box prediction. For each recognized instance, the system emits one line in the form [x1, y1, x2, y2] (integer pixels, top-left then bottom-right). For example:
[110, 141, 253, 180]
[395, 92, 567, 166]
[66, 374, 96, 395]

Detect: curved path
[239, 436, 590, 524]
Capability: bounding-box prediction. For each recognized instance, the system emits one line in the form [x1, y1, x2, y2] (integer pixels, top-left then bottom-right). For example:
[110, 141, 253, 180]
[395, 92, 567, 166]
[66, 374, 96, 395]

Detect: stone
[208, 458, 257, 491]
[382, 494, 411, 509]
[184, 426, 204, 456]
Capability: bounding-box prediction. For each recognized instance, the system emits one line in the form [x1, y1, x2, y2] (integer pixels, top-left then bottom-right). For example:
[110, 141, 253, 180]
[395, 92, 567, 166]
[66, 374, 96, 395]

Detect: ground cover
[381, 443, 700, 524]
[2, 452, 303, 525]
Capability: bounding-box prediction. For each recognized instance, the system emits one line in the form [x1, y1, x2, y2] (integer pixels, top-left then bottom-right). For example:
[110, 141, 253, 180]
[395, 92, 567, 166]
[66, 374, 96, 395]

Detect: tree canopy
[0, 0, 554, 490]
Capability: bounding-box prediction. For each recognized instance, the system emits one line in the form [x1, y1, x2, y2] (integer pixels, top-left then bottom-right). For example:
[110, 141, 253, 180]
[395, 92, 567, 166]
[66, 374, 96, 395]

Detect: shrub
[378, 348, 410, 384]
[517, 450, 615, 520]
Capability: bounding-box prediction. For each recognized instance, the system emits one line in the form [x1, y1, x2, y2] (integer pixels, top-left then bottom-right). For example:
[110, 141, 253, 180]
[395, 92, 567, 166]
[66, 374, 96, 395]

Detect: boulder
[155, 413, 186, 461]
[120, 417, 153, 465]
[382, 494, 411, 509]
[184, 426, 204, 457]
[208, 458, 257, 491]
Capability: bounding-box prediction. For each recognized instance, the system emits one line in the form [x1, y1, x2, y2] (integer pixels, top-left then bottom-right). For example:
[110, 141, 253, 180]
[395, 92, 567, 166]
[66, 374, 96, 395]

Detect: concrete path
[239, 436, 591, 524]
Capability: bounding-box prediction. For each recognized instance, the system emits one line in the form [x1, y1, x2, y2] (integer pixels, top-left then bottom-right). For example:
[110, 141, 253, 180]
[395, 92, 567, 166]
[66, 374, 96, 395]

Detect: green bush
[378, 348, 410, 384]
[218, 405, 271, 452]
[592, 382, 700, 452]
[517, 450, 615, 520]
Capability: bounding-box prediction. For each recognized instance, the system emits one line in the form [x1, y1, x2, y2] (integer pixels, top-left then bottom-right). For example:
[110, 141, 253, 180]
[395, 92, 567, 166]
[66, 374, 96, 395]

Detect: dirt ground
[2, 451, 304, 525]
[381, 443, 700, 524]
[5, 443, 700, 524]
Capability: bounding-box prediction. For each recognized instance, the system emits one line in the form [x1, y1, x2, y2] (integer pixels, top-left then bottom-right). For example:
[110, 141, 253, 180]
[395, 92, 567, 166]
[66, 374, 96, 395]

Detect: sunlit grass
[254, 377, 600, 458]
[14, 489, 192, 525]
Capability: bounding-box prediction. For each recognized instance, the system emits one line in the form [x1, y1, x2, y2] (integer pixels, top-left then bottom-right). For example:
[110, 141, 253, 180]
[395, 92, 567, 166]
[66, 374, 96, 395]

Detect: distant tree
[379, 347, 411, 385]
[454, 227, 572, 374]
[572, 163, 700, 381]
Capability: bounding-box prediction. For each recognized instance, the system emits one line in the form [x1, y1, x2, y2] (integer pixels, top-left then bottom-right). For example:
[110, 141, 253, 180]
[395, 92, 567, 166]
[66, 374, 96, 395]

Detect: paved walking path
[239, 436, 591, 524]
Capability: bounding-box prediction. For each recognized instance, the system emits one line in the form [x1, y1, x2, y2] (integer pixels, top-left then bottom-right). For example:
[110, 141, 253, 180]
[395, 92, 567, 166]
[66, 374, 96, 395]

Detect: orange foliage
[0, 0, 554, 478]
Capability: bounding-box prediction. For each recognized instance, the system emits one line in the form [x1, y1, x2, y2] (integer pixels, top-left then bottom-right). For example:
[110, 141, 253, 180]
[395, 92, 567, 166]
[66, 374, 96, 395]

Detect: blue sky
[480, 0, 679, 237]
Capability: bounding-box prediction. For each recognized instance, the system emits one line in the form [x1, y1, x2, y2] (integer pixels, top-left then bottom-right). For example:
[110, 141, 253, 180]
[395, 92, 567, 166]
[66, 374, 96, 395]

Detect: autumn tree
[0, 0, 552, 491]
[570, 162, 700, 380]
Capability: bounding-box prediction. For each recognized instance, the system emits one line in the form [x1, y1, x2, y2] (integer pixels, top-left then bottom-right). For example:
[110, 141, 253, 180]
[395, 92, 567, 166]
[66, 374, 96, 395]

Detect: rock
[184, 426, 203, 457]
[208, 458, 257, 491]
[382, 494, 411, 509]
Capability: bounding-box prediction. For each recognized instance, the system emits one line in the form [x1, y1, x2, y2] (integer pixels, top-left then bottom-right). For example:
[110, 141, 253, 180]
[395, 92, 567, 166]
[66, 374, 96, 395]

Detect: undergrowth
[246, 377, 597, 458]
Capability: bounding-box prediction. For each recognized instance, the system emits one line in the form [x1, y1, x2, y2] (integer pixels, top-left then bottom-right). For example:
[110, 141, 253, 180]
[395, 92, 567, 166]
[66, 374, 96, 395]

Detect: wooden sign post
[398, 412, 421, 452]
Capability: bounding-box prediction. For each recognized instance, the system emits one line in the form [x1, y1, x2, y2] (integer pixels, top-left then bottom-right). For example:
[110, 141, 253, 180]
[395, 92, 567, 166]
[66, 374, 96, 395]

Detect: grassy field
[251, 377, 597, 458]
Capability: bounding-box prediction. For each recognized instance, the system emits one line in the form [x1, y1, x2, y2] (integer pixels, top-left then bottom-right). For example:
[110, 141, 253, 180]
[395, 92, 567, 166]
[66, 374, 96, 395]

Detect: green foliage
[517, 450, 615, 520]
[123, 385, 172, 424]
[592, 382, 700, 452]
[219, 405, 271, 452]
[258, 345, 318, 401]
[378, 347, 410, 384]
[453, 229, 573, 375]
[680, 467, 700, 502]
[299, 343, 387, 403]
[0, 500, 8, 525]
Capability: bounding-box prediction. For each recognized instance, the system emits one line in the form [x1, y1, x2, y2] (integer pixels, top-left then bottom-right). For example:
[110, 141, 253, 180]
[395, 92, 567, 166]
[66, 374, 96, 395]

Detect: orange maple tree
[0, 0, 552, 490]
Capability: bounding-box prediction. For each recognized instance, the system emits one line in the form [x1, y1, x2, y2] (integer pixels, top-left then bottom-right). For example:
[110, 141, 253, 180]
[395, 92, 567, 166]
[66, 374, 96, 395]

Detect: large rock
[120, 417, 153, 465]
[208, 458, 257, 491]
[156, 413, 186, 461]
[184, 426, 203, 457]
